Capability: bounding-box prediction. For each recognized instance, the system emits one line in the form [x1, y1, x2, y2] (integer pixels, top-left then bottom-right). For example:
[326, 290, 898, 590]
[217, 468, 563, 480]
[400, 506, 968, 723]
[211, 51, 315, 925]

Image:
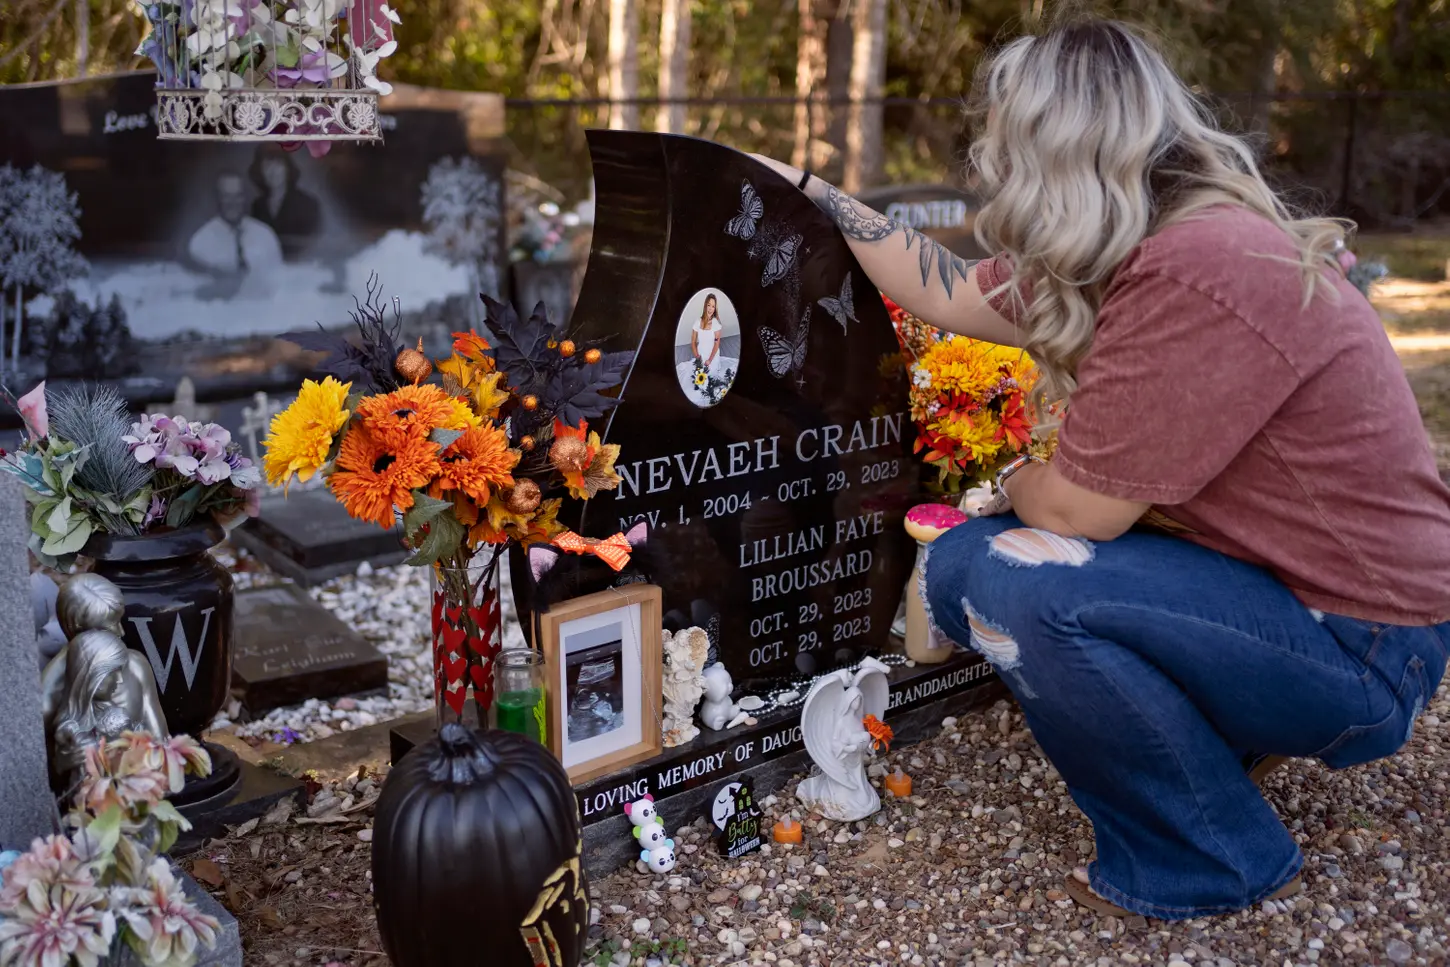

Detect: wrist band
[797, 170, 812, 190]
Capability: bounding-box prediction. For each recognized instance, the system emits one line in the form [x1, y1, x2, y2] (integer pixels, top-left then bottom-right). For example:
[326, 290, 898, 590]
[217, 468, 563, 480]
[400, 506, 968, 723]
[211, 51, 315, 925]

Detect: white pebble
[632, 918, 651, 936]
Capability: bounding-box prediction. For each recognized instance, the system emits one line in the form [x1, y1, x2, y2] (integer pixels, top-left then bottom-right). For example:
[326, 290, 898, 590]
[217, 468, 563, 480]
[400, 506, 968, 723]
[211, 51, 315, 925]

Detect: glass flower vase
[430, 547, 505, 728]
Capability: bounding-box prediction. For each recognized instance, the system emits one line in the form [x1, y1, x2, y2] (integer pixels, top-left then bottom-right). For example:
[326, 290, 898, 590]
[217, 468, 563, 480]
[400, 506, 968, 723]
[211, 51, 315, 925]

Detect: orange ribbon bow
[552, 531, 633, 572]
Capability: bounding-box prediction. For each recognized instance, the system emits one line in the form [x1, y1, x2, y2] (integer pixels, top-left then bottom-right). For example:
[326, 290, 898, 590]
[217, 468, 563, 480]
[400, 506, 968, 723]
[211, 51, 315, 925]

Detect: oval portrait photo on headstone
[674, 288, 741, 408]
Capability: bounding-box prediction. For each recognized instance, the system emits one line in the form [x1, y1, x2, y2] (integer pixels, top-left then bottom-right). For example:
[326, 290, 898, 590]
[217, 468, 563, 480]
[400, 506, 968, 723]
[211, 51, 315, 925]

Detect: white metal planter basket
[133, 0, 401, 145]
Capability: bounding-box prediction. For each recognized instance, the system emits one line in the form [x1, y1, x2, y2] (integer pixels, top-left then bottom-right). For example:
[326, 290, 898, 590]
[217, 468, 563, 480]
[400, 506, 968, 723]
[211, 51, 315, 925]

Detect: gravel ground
[193, 686, 1450, 967]
[581, 696, 1450, 967]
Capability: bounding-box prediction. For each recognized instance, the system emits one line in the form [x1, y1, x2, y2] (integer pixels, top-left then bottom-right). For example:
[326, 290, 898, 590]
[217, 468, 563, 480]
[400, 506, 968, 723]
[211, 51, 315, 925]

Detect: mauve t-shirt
[978, 205, 1450, 626]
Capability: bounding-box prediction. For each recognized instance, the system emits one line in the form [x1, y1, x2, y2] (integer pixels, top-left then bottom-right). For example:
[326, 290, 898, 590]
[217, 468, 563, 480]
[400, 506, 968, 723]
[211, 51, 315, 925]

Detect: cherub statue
[39, 574, 168, 792]
[661, 626, 710, 747]
[796, 658, 890, 822]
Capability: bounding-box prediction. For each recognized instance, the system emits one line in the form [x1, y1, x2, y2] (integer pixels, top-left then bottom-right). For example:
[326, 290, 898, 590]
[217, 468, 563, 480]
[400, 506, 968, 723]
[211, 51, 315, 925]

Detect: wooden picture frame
[537, 584, 663, 785]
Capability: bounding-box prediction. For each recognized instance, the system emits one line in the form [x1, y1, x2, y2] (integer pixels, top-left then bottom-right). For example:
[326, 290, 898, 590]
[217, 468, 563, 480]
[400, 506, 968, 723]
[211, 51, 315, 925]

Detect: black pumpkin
[372, 725, 590, 967]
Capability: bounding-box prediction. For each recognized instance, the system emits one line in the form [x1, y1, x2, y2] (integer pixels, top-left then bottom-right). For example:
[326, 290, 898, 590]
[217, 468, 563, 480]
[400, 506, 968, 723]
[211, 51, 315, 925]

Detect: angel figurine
[39, 574, 169, 792]
[796, 658, 891, 822]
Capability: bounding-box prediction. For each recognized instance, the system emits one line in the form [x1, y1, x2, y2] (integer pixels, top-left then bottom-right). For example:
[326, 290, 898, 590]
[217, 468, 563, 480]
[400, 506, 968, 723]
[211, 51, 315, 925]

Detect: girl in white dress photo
[674, 288, 740, 407]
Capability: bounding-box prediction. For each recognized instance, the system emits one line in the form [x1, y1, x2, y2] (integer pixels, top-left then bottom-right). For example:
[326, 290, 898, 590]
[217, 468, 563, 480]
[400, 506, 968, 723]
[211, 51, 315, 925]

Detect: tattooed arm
[748, 154, 1023, 347]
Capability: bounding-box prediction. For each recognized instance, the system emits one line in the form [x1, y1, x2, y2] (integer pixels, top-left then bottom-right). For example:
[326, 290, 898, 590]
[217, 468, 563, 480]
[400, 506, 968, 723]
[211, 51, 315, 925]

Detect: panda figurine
[623, 795, 659, 828]
[641, 841, 677, 874]
[633, 820, 669, 852]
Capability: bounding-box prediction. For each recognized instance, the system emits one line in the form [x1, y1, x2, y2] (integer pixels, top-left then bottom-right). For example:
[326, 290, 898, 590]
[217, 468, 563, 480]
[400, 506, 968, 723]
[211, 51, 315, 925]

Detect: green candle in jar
[494, 687, 545, 742]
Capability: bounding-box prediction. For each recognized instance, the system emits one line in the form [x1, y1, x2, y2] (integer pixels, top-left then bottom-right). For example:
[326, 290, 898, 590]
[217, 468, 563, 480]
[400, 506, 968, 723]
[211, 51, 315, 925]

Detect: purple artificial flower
[191, 424, 234, 484]
[142, 493, 168, 529]
[274, 49, 335, 89]
[226, 449, 262, 491]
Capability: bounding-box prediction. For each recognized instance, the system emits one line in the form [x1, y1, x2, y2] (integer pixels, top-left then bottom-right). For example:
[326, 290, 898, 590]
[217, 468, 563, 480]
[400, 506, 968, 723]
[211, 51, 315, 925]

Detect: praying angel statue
[796, 657, 891, 822]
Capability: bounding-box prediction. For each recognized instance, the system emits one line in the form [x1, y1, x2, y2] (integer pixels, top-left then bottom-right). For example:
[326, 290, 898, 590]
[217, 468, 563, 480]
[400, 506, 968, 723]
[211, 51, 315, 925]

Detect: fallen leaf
[257, 906, 285, 929]
[249, 840, 262, 860]
[341, 793, 379, 814]
[233, 817, 260, 837]
[264, 864, 299, 887]
[191, 857, 225, 888]
[260, 799, 295, 828]
[224, 880, 245, 912]
[294, 814, 352, 826]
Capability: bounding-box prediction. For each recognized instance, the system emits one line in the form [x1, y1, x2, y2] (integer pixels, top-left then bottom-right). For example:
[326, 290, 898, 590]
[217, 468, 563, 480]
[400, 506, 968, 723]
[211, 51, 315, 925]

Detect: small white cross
[239, 390, 283, 467]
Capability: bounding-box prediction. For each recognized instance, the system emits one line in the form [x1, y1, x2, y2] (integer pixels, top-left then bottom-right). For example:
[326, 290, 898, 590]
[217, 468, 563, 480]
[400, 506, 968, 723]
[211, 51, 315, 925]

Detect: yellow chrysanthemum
[917, 338, 1028, 400]
[927, 410, 1005, 465]
[263, 377, 352, 490]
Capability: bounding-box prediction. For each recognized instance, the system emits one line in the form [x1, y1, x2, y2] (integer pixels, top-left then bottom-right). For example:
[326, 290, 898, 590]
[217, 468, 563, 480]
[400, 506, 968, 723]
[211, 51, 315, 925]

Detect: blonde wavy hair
[967, 18, 1351, 408]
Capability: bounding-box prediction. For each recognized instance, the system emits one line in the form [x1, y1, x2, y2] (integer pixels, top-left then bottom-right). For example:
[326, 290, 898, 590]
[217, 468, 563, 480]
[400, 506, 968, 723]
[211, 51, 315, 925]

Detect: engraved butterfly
[757, 306, 811, 380]
[724, 180, 764, 240]
[761, 233, 803, 287]
[816, 274, 857, 331]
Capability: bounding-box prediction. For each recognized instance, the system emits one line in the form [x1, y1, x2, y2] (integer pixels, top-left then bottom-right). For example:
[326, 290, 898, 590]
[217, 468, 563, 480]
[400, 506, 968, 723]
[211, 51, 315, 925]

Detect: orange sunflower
[328, 427, 441, 529]
[356, 384, 475, 447]
[432, 423, 519, 505]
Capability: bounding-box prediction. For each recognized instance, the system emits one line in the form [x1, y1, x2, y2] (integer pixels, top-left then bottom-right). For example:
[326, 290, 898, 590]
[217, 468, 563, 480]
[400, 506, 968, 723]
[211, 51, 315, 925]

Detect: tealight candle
[884, 767, 912, 798]
[772, 816, 803, 844]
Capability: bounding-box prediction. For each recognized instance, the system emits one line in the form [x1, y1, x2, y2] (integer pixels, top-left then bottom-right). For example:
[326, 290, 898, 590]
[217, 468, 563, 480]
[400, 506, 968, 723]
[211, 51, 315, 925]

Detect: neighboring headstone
[231, 490, 408, 585]
[168, 376, 216, 423]
[855, 183, 984, 261]
[0, 72, 506, 395]
[231, 584, 388, 712]
[231, 390, 407, 583]
[0, 477, 58, 848]
[557, 131, 919, 689]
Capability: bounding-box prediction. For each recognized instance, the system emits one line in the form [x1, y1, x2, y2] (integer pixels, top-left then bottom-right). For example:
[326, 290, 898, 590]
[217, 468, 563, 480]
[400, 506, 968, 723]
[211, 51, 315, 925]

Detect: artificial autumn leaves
[263, 296, 631, 566]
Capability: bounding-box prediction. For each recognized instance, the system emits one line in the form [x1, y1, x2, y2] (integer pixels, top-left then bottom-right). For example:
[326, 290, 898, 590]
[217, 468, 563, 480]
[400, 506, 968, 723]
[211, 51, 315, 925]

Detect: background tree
[0, 164, 89, 375]
[607, 0, 639, 128]
[421, 156, 505, 314]
[655, 0, 691, 133]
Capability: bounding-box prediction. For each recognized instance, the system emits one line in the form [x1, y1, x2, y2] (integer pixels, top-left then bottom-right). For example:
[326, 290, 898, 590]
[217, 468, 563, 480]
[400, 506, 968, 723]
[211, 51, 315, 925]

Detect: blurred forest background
[2, 0, 1448, 224]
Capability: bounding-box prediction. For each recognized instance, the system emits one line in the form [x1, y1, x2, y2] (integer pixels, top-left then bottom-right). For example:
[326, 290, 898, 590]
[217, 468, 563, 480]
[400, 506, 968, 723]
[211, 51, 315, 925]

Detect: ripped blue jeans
[924, 514, 1449, 920]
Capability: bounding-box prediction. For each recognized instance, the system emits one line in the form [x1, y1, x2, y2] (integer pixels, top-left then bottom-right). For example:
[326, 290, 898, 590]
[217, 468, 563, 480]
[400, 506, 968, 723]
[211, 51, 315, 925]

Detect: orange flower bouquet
[263, 279, 632, 722]
[882, 295, 1046, 493]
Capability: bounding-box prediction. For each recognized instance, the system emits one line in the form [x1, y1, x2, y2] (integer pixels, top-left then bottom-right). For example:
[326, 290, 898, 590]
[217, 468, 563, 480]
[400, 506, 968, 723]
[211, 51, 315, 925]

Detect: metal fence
[499, 91, 1450, 229]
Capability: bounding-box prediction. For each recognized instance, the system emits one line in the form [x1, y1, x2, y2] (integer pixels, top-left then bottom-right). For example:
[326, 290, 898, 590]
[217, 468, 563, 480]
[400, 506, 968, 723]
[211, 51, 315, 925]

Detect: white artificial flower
[346, 34, 398, 95]
[198, 69, 244, 119]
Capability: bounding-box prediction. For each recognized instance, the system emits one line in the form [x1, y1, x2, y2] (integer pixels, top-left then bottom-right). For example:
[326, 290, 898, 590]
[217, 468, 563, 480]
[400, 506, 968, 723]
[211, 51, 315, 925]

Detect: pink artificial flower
[16, 382, 47, 442]
[76, 754, 170, 816]
[0, 873, 114, 967]
[118, 731, 211, 793]
[349, 0, 396, 50]
[0, 835, 93, 909]
[115, 860, 220, 964]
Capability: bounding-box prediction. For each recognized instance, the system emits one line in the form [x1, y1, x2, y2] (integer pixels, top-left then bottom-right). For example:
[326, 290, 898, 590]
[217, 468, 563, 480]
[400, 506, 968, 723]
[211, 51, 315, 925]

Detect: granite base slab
[390, 650, 1007, 877]
[172, 760, 306, 856]
[180, 868, 242, 967]
[580, 675, 1005, 878]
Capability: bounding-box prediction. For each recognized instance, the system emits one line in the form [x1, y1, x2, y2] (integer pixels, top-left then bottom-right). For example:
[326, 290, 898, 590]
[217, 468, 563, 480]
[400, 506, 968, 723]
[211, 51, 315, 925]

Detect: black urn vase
[373, 725, 590, 967]
[84, 521, 234, 737]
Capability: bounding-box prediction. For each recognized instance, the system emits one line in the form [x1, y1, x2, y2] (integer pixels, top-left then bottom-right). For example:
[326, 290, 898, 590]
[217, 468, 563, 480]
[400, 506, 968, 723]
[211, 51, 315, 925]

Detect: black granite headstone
[0, 72, 507, 393]
[231, 489, 408, 585]
[855, 183, 985, 261]
[231, 583, 388, 711]
[542, 131, 918, 692]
